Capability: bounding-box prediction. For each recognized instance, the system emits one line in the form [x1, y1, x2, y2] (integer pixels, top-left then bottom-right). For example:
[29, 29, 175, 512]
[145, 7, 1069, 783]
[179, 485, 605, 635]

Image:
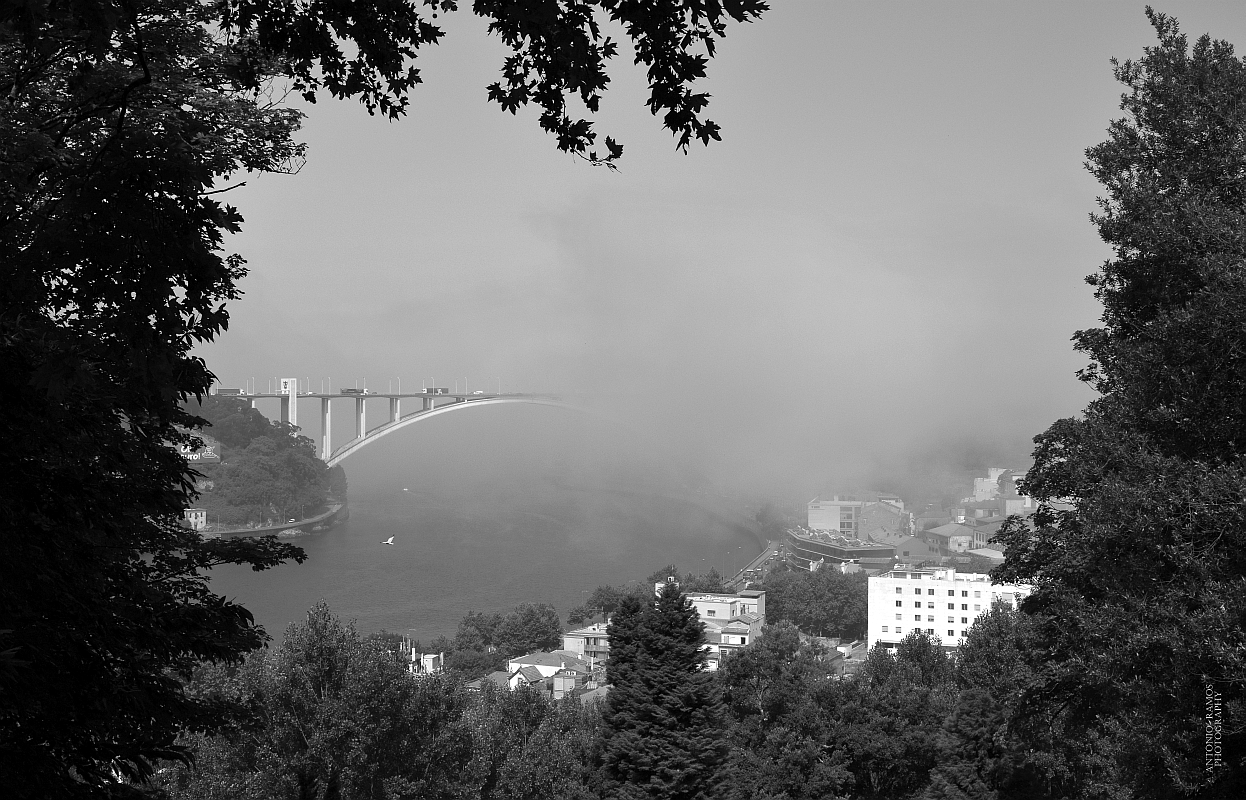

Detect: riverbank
[202, 503, 348, 538]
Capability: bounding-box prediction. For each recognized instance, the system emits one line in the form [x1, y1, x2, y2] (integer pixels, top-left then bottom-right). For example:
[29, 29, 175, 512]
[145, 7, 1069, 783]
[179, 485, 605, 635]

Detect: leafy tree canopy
[1, 0, 765, 794]
[759, 565, 867, 639]
[993, 10, 1246, 797]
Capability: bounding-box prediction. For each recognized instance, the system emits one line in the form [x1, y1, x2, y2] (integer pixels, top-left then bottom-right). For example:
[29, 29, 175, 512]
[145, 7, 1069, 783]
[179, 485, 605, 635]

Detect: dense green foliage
[417, 603, 568, 679]
[156, 604, 1059, 800]
[0, 1, 765, 792]
[188, 395, 337, 526]
[601, 585, 727, 800]
[991, 11, 1246, 798]
[760, 565, 868, 639]
[156, 603, 604, 800]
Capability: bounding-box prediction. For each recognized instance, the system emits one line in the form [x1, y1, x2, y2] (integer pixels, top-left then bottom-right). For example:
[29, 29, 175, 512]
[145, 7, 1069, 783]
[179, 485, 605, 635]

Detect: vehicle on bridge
[212, 387, 243, 396]
[341, 388, 368, 395]
[427, 387, 450, 395]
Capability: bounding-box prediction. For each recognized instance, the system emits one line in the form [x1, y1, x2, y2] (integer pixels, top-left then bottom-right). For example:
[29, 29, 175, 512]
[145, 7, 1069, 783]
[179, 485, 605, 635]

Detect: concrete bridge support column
[422, 396, 434, 412]
[280, 378, 299, 429]
[321, 398, 332, 461]
[389, 397, 400, 423]
[355, 397, 366, 439]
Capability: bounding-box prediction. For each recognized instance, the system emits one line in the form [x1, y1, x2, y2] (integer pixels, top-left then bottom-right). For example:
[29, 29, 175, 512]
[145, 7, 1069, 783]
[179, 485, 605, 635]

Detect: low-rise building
[561, 622, 610, 666]
[183, 508, 207, 531]
[651, 586, 767, 669]
[923, 523, 977, 553]
[866, 566, 1030, 651]
[507, 650, 589, 678]
[409, 651, 444, 675]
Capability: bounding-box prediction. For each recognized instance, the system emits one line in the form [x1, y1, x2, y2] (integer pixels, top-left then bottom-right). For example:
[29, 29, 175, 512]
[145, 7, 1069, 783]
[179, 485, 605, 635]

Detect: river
[208, 482, 762, 644]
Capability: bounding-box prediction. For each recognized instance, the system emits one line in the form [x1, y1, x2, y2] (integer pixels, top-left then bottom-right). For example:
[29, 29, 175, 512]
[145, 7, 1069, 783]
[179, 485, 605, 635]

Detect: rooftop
[565, 623, 609, 636]
[878, 566, 993, 582]
[510, 651, 589, 671]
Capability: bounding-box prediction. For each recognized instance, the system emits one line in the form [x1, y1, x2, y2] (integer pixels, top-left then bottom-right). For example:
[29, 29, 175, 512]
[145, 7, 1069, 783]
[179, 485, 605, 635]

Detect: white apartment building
[866, 566, 1030, 651]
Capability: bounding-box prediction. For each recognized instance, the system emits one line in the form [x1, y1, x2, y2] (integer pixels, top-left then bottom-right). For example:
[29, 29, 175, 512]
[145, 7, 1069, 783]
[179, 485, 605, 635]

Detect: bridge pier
[389, 397, 400, 424]
[355, 397, 366, 439]
[422, 396, 434, 412]
[321, 398, 332, 461]
[279, 377, 298, 428]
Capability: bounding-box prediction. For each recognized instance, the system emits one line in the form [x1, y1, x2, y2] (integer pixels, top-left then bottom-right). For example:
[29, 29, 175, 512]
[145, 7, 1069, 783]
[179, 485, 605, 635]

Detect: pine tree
[601, 584, 728, 800]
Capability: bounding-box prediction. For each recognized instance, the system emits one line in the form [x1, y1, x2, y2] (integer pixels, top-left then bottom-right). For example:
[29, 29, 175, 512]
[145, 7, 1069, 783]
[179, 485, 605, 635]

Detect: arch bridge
[220, 385, 575, 467]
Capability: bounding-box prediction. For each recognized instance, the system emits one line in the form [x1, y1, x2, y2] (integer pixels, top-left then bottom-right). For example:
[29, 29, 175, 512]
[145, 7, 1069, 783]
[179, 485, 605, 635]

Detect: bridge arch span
[325, 396, 579, 468]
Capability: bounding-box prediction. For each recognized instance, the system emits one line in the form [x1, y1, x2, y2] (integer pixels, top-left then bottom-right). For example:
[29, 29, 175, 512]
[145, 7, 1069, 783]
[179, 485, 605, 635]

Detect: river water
[208, 407, 761, 643]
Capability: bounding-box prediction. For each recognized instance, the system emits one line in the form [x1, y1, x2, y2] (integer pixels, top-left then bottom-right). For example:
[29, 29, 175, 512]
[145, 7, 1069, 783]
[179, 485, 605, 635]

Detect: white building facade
[807, 497, 864, 534]
[866, 567, 1030, 651]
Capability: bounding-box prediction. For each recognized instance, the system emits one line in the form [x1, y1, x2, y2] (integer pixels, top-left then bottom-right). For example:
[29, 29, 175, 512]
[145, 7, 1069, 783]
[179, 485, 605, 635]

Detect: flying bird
[382, 536, 395, 545]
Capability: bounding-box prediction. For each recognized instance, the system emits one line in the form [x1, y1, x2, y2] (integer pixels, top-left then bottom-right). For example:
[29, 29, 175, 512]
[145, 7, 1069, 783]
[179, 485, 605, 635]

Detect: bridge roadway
[231, 390, 573, 467]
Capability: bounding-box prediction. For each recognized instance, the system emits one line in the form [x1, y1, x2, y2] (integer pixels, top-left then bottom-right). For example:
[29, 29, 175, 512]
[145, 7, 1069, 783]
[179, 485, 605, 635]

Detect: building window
[948, 590, 955, 596]
[927, 602, 934, 608]
[895, 614, 901, 620]
[961, 604, 968, 610]
[948, 630, 955, 637]
[947, 617, 954, 623]
[896, 587, 903, 594]
[947, 603, 954, 609]
[915, 588, 922, 595]
[962, 591, 968, 597]
[706, 610, 715, 617]
[915, 615, 922, 621]
[974, 604, 981, 611]
[926, 615, 934, 622]
[927, 589, 935, 595]
[882, 626, 889, 633]
[926, 628, 935, 635]
[961, 617, 968, 624]
[896, 601, 902, 607]
[974, 591, 981, 598]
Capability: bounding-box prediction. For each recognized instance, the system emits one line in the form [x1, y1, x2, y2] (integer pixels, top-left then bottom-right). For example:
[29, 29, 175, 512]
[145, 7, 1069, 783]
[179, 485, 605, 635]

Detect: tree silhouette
[601, 584, 727, 800]
[993, 11, 1246, 796]
[0, 0, 767, 792]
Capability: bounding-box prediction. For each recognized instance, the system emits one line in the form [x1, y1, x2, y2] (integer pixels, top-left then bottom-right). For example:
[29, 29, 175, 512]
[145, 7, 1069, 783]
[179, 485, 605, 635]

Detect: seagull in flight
[381, 536, 395, 546]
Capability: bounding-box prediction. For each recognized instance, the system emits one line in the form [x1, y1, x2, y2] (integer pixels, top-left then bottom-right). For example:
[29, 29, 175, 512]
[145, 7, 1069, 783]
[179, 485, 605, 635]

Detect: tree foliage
[760, 566, 868, 639]
[602, 585, 727, 800]
[1, 0, 765, 792]
[156, 602, 604, 800]
[190, 395, 332, 525]
[992, 10, 1246, 798]
[717, 623, 849, 800]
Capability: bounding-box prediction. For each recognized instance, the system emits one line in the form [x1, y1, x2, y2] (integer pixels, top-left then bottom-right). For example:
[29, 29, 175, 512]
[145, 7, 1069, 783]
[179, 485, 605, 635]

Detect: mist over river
[208, 406, 763, 643]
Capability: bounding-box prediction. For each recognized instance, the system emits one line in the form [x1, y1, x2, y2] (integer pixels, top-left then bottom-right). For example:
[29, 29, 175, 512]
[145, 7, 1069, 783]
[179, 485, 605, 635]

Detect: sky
[195, 1, 1246, 505]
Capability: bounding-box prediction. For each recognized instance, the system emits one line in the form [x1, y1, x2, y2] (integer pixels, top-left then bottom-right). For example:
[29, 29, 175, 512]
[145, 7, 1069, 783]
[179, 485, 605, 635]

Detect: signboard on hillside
[179, 437, 221, 462]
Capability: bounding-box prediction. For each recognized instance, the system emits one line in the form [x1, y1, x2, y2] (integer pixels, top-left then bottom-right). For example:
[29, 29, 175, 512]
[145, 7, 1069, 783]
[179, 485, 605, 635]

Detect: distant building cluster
[457, 650, 601, 700]
[425, 585, 771, 703]
[787, 467, 1038, 577]
[770, 467, 1040, 652]
[413, 467, 1039, 691]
